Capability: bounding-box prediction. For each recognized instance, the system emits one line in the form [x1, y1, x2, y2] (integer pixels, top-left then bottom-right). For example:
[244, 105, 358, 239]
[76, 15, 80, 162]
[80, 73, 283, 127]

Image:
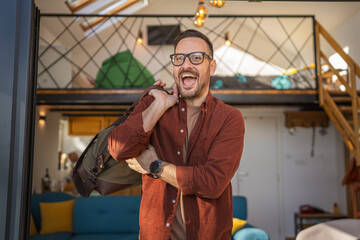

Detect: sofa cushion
[40, 199, 75, 234]
[232, 225, 269, 240]
[73, 195, 141, 234]
[30, 232, 73, 240]
[31, 192, 75, 232]
[232, 218, 247, 235]
[71, 233, 139, 240]
[233, 196, 247, 220]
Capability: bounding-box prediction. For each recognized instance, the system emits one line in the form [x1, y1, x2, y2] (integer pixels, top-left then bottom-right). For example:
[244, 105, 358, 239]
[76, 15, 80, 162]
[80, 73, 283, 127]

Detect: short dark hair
[173, 29, 213, 57]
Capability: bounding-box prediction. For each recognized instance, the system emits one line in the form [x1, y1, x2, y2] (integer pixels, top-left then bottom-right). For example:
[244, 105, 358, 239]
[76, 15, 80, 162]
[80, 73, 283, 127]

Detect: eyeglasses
[170, 51, 212, 66]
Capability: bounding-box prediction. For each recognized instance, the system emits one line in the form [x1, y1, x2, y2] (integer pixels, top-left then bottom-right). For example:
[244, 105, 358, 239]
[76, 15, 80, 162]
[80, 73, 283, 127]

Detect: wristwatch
[149, 159, 163, 179]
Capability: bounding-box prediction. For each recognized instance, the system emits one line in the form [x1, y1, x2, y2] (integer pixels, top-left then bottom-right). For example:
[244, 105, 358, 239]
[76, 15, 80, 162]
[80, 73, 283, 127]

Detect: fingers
[147, 144, 158, 159]
[154, 80, 167, 87]
[148, 89, 154, 96]
[125, 158, 134, 164]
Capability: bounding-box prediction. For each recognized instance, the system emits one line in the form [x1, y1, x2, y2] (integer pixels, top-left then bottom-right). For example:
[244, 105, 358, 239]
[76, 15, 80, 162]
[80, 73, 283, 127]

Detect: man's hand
[153, 80, 166, 88]
[142, 81, 179, 132]
[126, 145, 159, 175]
[149, 81, 179, 111]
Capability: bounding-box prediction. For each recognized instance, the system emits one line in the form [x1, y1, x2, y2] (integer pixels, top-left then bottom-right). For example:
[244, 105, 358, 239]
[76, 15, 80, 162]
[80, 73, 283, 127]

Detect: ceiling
[35, 0, 360, 32]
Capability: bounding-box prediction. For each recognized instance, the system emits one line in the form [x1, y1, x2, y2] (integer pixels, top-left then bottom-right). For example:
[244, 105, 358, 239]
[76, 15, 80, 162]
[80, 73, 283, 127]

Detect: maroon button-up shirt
[108, 91, 245, 240]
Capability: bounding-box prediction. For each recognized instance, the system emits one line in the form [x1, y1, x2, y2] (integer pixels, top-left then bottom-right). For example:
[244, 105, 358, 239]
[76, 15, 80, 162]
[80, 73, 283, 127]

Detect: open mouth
[180, 72, 198, 88]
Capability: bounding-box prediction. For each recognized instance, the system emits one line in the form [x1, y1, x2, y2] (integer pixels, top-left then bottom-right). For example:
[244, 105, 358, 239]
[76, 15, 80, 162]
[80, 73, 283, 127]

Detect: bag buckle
[90, 166, 98, 175]
[87, 176, 98, 187]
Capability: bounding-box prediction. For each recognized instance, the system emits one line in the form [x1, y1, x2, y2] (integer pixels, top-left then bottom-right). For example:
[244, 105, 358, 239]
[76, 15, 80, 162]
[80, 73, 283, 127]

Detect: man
[108, 29, 245, 240]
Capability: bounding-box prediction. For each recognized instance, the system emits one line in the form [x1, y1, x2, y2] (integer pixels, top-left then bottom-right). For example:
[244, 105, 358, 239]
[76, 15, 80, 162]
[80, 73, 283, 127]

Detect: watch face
[150, 160, 161, 174]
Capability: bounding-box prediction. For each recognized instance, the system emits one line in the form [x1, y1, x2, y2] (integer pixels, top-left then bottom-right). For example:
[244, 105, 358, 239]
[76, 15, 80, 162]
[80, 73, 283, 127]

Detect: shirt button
[166, 223, 171, 227]
[172, 199, 176, 204]
[180, 129, 184, 133]
[181, 108, 185, 111]
[177, 151, 181, 155]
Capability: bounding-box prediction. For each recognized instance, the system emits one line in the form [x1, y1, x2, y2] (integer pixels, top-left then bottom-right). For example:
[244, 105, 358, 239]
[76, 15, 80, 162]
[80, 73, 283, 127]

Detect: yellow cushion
[232, 218, 247, 235]
[284, 68, 298, 75]
[29, 214, 37, 237]
[40, 199, 75, 234]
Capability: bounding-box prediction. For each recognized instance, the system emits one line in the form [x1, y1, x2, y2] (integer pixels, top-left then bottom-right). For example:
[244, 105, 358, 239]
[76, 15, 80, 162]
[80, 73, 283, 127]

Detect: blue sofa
[232, 196, 269, 240]
[30, 192, 268, 240]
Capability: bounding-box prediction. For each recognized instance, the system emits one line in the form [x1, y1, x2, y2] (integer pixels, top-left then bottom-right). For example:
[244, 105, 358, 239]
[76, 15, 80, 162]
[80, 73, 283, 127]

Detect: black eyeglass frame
[170, 51, 213, 66]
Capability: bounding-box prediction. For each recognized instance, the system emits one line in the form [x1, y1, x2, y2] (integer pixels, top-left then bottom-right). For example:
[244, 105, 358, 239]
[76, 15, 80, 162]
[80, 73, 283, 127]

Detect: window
[65, 0, 143, 31]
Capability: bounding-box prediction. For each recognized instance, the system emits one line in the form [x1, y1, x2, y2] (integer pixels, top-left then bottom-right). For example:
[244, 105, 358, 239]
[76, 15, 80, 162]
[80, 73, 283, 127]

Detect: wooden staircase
[315, 20, 360, 166]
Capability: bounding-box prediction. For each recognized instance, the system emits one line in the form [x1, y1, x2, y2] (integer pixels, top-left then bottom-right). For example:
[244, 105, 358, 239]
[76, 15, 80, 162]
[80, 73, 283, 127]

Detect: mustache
[178, 69, 199, 79]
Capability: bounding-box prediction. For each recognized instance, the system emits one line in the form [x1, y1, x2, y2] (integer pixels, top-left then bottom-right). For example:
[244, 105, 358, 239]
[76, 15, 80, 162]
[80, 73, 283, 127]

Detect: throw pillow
[40, 199, 75, 234]
[29, 214, 37, 237]
[232, 218, 247, 235]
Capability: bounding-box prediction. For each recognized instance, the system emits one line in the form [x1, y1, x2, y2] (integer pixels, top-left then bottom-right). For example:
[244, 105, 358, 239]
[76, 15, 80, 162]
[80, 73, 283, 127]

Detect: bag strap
[111, 84, 168, 127]
[128, 84, 168, 111]
[72, 133, 99, 197]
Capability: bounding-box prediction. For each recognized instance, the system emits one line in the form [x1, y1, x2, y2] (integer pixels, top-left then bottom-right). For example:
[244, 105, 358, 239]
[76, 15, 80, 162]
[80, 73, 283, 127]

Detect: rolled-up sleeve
[176, 109, 245, 199]
[108, 95, 154, 161]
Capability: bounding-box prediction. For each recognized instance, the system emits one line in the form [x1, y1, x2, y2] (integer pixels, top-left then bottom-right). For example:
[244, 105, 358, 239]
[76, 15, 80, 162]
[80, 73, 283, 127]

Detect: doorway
[232, 114, 282, 240]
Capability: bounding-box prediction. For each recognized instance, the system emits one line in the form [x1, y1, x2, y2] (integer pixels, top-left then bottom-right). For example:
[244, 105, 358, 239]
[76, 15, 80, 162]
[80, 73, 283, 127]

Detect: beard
[174, 69, 210, 100]
[178, 80, 208, 99]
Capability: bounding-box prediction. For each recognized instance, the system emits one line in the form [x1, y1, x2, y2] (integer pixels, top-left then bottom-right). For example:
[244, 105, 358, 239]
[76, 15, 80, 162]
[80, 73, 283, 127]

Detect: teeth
[181, 73, 196, 79]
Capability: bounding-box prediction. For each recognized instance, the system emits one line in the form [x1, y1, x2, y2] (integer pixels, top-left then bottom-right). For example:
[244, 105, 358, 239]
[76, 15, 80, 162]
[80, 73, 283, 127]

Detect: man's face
[173, 37, 216, 100]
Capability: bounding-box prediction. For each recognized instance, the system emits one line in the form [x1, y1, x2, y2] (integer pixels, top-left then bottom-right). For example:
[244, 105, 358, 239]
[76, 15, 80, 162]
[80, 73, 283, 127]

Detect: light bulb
[137, 31, 143, 44]
[216, 0, 225, 7]
[193, 16, 205, 27]
[210, 0, 225, 8]
[225, 32, 231, 46]
[195, 2, 207, 19]
[210, 0, 218, 7]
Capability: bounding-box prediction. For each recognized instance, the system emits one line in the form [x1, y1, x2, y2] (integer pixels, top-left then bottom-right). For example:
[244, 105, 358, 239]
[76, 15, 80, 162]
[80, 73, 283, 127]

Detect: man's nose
[183, 56, 193, 67]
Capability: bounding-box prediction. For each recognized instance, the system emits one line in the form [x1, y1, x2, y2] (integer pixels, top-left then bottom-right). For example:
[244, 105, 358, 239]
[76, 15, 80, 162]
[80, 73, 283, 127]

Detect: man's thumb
[172, 85, 179, 97]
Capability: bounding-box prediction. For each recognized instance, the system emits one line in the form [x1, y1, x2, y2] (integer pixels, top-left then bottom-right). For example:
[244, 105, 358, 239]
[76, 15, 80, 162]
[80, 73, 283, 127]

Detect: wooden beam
[80, 0, 139, 31]
[36, 89, 319, 106]
[65, 0, 96, 13]
[320, 51, 351, 93]
[315, 22, 323, 106]
[317, 20, 360, 80]
[349, 63, 360, 166]
[324, 91, 355, 144]
[320, 50, 360, 108]
[323, 104, 355, 155]
[284, 111, 329, 128]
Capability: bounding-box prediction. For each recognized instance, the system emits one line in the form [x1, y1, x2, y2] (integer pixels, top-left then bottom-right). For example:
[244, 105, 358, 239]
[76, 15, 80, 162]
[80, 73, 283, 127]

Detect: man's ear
[210, 59, 217, 76]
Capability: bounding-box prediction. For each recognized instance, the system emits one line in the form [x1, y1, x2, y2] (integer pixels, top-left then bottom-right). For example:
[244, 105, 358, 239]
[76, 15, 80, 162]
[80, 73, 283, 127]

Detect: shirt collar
[178, 90, 213, 111]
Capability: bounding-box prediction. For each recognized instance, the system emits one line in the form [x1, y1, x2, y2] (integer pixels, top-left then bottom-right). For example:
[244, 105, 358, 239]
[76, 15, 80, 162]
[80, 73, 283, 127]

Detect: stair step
[332, 97, 352, 102]
[339, 106, 360, 112]
[348, 120, 360, 125]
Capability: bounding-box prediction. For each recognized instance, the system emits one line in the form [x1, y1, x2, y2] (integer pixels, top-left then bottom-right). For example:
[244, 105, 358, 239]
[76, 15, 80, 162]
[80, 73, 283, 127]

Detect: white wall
[33, 109, 66, 193]
[281, 115, 346, 238]
[236, 107, 346, 239]
[330, 12, 360, 88]
[33, 111, 94, 193]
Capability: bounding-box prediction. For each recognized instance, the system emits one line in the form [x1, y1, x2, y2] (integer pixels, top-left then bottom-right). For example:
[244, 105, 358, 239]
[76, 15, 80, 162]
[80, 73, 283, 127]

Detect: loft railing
[37, 14, 317, 91]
